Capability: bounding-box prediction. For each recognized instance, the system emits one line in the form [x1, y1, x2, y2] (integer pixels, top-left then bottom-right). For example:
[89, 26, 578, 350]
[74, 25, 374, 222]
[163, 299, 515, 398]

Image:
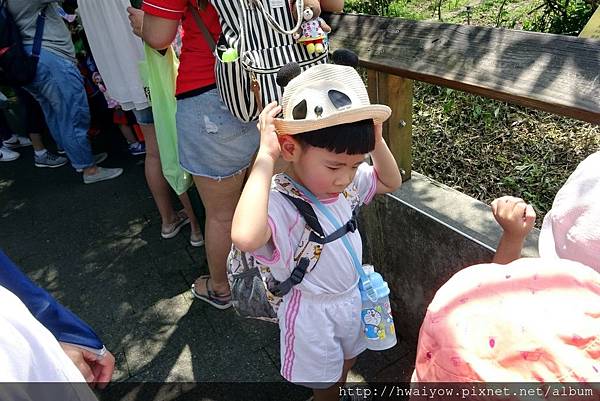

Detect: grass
[345, 0, 600, 224]
[411, 84, 599, 225]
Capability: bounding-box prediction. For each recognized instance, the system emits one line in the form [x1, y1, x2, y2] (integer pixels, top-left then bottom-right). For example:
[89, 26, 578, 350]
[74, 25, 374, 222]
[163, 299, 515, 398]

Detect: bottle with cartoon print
[358, 265, 397, 351]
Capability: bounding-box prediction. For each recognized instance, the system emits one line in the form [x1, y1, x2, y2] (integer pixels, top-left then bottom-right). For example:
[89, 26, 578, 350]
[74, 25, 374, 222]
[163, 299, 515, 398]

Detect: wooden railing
[324, 13, 600, 181]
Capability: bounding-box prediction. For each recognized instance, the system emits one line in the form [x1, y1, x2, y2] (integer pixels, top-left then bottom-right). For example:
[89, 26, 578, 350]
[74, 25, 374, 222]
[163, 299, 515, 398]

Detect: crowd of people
[1, 1, 598, 401]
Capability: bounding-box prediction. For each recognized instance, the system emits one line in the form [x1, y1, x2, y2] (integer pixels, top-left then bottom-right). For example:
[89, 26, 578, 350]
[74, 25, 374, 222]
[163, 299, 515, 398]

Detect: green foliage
[412, 83, 600, 224]
[344, 0, 394, 15]
[523, 0, 597, 35]
[348, 1, 600, 223]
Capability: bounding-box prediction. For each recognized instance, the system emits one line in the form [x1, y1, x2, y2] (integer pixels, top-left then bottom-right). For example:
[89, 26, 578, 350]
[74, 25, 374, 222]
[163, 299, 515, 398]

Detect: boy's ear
[278, 135, 301, 162]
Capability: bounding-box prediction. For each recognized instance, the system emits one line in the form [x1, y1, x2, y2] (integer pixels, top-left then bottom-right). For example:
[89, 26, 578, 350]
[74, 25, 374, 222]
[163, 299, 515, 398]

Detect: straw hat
[273, 63, 391, 135]
[413, 258, 600, 385]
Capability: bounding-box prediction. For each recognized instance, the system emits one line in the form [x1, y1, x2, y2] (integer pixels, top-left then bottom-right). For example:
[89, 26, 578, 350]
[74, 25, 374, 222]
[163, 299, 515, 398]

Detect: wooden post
[367, 69, 413, 181]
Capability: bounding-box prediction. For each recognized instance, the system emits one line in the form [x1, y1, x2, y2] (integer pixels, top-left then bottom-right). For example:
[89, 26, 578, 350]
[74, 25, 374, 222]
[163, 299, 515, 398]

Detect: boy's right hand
[491, 196, 536, 239]
[257, 102, 283, 162]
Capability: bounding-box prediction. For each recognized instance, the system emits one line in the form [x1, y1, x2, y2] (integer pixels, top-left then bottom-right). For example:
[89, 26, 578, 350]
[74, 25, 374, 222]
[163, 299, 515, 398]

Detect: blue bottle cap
[359, 272, 390, 301]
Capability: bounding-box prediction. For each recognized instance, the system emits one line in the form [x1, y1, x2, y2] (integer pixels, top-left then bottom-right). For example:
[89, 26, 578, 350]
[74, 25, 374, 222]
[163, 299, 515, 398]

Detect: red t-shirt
[142, 0, 220, 96]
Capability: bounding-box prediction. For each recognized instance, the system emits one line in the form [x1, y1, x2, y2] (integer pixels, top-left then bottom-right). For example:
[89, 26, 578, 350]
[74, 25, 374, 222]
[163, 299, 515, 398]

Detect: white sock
[35, 149, 47, 157]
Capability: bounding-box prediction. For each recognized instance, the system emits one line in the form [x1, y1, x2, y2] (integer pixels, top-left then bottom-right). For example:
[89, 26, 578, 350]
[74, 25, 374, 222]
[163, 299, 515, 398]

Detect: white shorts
[277, 285, 366, 388]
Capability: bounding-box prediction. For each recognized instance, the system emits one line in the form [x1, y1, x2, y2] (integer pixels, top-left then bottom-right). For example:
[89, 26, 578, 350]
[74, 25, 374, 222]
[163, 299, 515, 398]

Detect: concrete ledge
[360, 172, 539, 347]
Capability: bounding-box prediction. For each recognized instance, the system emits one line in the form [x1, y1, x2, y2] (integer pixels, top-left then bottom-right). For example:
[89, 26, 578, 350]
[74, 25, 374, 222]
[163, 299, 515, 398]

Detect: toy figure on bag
[292, 0, 331, 55]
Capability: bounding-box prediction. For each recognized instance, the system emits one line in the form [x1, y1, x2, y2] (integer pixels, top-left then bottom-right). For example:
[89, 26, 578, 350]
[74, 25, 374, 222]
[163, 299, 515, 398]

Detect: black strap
[271, 193, 360, 297]
[320, 208, 359, 244]
[189, 1, 216, 53]
[31, 5, 49, 59]
[281, 192, 360, 244]
[281, 193, 324, 238]
[271, 257, 309, 297]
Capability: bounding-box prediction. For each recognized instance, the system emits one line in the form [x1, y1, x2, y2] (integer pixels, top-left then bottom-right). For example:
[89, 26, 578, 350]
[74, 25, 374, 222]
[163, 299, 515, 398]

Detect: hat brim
[274, 105, 392, 135]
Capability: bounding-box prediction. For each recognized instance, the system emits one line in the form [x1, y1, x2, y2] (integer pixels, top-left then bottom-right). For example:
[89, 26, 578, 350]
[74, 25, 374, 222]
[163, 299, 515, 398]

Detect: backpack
[226, 174, 362, 323]
[0, 0, 48, 86]
[192, 0, 328, 122]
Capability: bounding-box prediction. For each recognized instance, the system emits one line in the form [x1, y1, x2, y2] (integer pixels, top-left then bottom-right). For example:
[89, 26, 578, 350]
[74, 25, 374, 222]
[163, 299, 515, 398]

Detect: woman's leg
[140, 123, 178, 229]
[177, 191, 201, 238]
[191, 171, 246, 296]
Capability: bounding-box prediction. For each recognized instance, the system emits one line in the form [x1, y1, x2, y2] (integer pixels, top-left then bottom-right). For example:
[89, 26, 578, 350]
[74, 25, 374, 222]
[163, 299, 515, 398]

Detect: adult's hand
[127, 6, 144, 38]
[60, 342, 115, 389]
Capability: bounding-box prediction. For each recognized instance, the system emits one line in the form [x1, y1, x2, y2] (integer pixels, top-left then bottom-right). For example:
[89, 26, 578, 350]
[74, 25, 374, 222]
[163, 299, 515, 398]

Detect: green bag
[140, 45, 192, 195]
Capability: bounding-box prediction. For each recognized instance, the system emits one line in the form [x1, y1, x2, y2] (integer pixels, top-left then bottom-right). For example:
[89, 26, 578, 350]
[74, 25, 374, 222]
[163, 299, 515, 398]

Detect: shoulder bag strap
[249, 0, 304, 36]
[31, 5, 49, 58]
[189, 1, 216, 53]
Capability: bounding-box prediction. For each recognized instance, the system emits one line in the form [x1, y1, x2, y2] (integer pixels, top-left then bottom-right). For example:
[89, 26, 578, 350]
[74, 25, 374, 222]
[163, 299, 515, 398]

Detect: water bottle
[358, 265, 397, 351]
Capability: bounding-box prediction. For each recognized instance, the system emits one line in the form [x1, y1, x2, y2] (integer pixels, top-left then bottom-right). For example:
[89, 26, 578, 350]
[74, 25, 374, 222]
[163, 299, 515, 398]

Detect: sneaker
[190, 230, 205, 247]
[0, 146, 20, 162]
[83, 166, 123, 184]
[34, 151, 68, 168]
[76, 152, 108, 173]
[57, 149, 66, 155]
[3, 134, 32, 149]
[128, 142, 146, 156]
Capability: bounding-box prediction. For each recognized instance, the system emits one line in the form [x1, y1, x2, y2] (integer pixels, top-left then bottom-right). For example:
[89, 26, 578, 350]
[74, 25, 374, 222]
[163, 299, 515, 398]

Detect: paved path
[0, 143, 414, 401]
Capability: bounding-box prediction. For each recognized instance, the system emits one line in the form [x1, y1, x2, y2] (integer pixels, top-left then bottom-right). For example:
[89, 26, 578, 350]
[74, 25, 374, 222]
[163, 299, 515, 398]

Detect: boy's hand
[257, 102, 283, 162]
[491, 196, 536, 239]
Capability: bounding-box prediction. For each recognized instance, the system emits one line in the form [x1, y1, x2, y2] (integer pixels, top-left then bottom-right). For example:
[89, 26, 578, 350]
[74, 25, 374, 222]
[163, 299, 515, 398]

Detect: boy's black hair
[294, 119, 375, 155]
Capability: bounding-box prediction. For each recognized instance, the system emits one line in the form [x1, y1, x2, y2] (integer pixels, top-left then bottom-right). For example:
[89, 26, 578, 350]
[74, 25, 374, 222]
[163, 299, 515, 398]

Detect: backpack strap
[280, 192, 360, 245]
[269, 176, 361, 297]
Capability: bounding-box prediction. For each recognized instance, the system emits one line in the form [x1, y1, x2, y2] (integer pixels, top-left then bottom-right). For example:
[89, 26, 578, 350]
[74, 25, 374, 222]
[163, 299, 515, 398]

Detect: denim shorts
[132, 107, 154, 125]
[177, 88, 259, 180]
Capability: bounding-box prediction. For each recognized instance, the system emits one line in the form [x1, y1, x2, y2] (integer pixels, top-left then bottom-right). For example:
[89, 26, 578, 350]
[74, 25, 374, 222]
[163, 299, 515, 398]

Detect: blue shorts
[132, 107, 154, 125]
[176, 88, 259, 180]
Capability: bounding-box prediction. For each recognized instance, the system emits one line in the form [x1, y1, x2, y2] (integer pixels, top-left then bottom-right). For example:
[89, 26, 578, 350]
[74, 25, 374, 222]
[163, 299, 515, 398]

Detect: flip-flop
[161, 210, 190, 239]
[191, 276, 232, 310]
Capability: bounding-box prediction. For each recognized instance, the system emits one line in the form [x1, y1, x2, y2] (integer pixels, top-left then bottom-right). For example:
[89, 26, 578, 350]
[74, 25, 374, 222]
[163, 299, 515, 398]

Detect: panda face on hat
[274, 63, 391, 135]
[289, 84, 354, 121]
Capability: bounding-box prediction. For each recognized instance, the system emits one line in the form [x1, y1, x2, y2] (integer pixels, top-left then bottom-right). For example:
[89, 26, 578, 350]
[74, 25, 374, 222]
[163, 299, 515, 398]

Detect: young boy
[231, 63, 402, 400]
[491, 151, 599, 271]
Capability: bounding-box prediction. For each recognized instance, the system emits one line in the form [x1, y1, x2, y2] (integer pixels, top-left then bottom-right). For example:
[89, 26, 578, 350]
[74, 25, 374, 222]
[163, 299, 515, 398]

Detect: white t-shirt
[253, 163, 378, 295]
[78, 0, 150, 111]
[0, 286, 97, 400]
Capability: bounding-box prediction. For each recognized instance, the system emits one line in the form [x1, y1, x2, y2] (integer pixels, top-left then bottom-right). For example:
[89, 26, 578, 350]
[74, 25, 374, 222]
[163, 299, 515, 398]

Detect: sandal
[161, 210, 190, 239]
[191, 276, 232, 310]
[190, 230, 205, 247]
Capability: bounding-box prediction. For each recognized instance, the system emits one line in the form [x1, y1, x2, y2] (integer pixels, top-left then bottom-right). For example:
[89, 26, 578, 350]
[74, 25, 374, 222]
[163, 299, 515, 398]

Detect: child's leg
[118, 124, 138, 144]
[141, 123, 178, 228]
[312, 358, 357, 401]
[178, 191, 203, 240]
